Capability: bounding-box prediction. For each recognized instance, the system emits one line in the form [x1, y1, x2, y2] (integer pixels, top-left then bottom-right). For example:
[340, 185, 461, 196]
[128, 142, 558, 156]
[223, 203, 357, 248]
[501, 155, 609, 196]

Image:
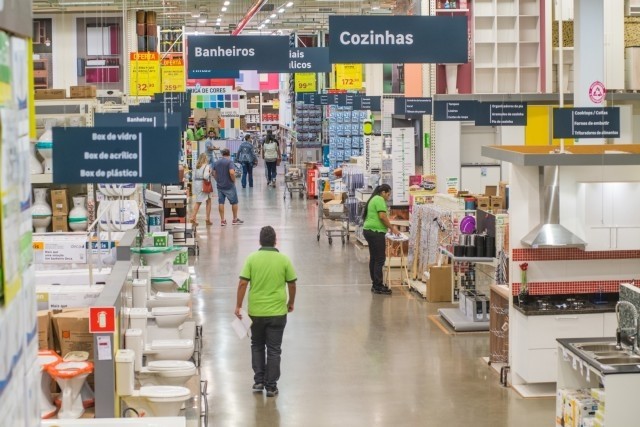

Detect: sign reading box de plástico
[52, 127, 180, 184]
[187, 35, 290, 78]
[329, 15, 468, 64]
[552, 107, 620, 139]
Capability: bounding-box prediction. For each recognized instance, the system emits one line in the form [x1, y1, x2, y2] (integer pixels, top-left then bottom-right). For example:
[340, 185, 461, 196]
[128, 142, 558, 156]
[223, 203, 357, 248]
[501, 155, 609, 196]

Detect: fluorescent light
[61, 1, 114, 5]
[258, 24, 265, 29]
[286, 2, 293, 7]
[372, 6, 380, 9]
[223, 0, 230, 4]
[270, 13, 276, 18]
[278, 8, 285, 13]
[221, 6, 227, 11]
[198, 13, 208, 23]
[264, 19, 271, 23]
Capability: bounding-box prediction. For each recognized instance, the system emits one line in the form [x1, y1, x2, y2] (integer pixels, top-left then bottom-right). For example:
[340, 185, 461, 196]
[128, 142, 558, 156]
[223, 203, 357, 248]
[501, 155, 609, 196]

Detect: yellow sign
[161, 57, 186, 92]
[32, 241, 44, 250]
[294, 73, 316, 93]
[335, 64, 363, 90]
[130, 52, 160, 96]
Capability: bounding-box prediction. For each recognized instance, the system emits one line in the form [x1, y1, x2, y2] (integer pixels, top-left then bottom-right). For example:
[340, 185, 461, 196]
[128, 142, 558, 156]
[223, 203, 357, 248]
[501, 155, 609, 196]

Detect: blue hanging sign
[329, 16, 468, 64]
[433, 100, 477, 121]
[475, 102, 527, 126]
[553, 107, 620, 138]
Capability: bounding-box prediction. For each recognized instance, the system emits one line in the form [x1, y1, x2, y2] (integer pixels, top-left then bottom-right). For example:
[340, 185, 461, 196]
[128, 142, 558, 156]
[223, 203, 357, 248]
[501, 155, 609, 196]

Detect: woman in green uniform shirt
[362, 184, 400, 295]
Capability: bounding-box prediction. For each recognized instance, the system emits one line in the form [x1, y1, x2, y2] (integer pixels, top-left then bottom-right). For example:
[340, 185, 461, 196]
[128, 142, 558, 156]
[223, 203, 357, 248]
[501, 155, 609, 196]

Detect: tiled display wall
[513, 248, 640, 262]
[512, 280, 640, 296]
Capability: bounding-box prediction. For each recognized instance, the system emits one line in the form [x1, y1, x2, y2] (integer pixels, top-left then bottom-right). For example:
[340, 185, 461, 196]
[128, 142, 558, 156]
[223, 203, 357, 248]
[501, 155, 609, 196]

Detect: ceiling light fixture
[270, 13, 276, 18]
[286, 2, 293, 7]
[278, 8, 285, 13]
[372, 6, 380, 10]
[198, 13, 208, 23]
[223, 0, 230, 5]
[264, 19, 271, 23]
[221, 7, 227, 11]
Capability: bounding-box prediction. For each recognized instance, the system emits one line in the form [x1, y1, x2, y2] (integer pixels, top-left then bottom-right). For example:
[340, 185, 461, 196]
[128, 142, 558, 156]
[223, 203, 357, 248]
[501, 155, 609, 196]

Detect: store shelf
[439, 247, 496, 264]
[31, 173, 53, 184]
[435, 8, 469, 12]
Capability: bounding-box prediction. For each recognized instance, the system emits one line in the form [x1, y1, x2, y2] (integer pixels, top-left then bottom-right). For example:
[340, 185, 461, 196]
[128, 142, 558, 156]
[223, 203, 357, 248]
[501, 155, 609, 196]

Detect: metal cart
[283, 163, 306, 199]
[317, 197, 350, 245]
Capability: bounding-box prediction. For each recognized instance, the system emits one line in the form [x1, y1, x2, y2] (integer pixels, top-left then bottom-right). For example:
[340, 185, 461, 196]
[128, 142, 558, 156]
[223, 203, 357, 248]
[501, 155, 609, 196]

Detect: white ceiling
[32, 0, 412, 34]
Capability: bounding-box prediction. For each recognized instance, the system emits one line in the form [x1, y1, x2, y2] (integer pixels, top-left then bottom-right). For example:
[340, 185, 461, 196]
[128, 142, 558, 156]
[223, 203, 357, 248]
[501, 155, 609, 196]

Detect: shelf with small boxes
[326, 105, 368, 169]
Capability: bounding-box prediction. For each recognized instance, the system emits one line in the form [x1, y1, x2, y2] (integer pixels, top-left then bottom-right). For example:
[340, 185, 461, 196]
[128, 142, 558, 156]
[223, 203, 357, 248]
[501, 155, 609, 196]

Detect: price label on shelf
[130, 52, 161, 96]
[32, 234, 87, 264]
[294, 73, 316, 93]
[334, 64, 362, 90]
[161, 57, 186, 93]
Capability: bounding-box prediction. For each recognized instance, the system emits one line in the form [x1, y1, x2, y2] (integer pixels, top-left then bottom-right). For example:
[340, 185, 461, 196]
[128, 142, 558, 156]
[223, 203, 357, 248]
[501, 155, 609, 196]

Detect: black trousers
[250, 315, 287, 388]
[363, 229, 386, 289]
[265, 161, 277, 182]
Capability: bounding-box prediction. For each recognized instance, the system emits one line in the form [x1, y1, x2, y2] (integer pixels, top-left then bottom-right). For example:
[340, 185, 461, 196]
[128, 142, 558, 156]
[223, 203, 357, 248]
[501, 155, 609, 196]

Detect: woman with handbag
[190, 153, 213, 226]
[263, 138, 280, 187]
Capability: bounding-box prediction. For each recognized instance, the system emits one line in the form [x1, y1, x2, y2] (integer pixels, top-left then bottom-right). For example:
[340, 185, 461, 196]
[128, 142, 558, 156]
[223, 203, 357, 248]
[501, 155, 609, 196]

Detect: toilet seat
[151, 306, 190, 317]
[147, 360, 195, 371]
[155, 292, 190, 302]
[139, 385, 191, 400]
[47, 361, 93, 378]
[38, 350, 62, 369]
[150, 339, 194, 350]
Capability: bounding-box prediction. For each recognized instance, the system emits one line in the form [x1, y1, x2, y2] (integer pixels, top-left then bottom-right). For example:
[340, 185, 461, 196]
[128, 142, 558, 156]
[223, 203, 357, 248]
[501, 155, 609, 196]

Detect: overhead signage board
[329, 16, 468, 64]
[394, 97, 433, 116]
[475, 102, 527, 126]
[187, 35, 289, 78]
[261, 47, 331, 73]
[130, 52, 161, 96]
[0, 0, 32, 39]
[553, 107, 620, 139]
[52, 127, 180, 184]
[433, 100, 477, 121]
[95, 112, 182, 129]
[353, 96, 382, 111]
[294, 73, 317, 93]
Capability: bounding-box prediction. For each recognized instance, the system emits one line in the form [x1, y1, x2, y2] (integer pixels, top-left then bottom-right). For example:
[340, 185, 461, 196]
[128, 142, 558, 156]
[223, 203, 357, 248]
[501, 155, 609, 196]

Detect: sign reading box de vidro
[52, 127, 180, 184]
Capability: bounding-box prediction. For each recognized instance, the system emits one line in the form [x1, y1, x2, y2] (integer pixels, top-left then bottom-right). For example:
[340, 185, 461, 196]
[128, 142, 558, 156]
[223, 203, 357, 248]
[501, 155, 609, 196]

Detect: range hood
[521, 166, 587, 249]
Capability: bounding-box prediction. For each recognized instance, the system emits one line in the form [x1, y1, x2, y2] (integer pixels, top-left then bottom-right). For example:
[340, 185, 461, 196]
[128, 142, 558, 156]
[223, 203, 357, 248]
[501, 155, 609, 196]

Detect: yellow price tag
[32, 241, 44, 250]
[294, 73, 317, 93]
[335, 64, 363, 90]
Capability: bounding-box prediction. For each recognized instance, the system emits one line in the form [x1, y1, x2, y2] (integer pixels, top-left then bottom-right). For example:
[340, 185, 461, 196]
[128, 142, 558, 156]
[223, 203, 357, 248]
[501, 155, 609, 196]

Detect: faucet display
[615, 300, 639, 354]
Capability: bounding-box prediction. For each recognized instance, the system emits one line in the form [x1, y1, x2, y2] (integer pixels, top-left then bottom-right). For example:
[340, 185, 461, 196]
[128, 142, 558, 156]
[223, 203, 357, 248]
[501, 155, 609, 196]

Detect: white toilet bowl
[116, 350, 191, 418]
[146, 339, 195, 362]
[132, 247, 181, 279]
[35, 141, 53, 173]
[147, 292, 191, 308]
[150, 277, 180, 294]
[139, 360, 197, 387]
[151, 306, 190, 328]
[46, 361, 93, 419]
[38, 350, 62, 419]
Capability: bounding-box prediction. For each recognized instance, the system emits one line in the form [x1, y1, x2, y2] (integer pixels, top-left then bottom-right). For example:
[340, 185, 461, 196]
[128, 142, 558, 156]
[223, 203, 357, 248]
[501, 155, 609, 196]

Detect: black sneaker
[265, 387, 279, 397]
[252, 383, 264, 393]
[372, 287, 392, 295]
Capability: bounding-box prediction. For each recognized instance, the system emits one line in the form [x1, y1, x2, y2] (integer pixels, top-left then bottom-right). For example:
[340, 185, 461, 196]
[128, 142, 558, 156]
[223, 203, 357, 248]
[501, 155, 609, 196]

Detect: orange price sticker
[32, 242, 44, 250]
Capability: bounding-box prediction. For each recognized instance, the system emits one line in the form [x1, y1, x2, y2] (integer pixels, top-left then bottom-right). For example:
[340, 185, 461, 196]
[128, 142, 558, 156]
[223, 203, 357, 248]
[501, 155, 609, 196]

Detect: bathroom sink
[593, 351, 632, 358]
[576, 343, 619, 352]
[595, 356, 640, 366]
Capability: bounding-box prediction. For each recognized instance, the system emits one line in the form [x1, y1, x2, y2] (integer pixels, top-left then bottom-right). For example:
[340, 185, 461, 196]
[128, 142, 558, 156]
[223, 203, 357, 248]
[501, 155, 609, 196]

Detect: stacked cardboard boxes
[50, 189, 69, 232]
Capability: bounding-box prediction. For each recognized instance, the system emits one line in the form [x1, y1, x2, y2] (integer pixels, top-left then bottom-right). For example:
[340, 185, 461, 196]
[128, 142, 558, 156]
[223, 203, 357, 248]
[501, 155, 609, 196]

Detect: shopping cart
[283, 163, 306, 200]
[317, 197, 350, 245]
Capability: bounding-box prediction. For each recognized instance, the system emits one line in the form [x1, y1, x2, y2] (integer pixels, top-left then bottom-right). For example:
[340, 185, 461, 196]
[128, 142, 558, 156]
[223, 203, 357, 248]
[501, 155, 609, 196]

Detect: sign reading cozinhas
[329, 16, 468, 64]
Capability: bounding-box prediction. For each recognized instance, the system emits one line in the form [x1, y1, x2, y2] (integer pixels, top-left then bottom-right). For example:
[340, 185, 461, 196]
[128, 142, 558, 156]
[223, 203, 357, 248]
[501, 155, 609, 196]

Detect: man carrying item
[204, 129, 218, 167]
[235, 226, 297, 397]
[213, 148, 244, 226]
[237, 134, 258, 188]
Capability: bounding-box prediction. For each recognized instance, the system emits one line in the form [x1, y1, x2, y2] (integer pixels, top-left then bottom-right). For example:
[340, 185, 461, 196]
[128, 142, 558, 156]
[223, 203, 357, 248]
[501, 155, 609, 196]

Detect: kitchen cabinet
[513, 311, 607, 383]
[85, 66, 120, 84]
[33, 59, 48, 89]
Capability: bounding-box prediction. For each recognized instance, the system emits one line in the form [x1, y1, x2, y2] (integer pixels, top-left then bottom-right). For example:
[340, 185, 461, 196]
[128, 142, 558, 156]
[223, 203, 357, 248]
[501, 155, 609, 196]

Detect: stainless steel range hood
[521, 166, 587, 249]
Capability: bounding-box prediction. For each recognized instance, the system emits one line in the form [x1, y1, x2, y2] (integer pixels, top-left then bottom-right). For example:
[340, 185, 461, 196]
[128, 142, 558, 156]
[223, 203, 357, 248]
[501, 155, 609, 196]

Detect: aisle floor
[191, 168, 554, 427]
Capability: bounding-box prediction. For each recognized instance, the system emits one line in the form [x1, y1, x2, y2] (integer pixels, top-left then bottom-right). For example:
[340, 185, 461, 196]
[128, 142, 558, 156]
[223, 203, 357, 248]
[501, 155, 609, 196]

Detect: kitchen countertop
[490, 284, 510, 300]
[558, 337, 640, 375]
[513, 301, 617, 316]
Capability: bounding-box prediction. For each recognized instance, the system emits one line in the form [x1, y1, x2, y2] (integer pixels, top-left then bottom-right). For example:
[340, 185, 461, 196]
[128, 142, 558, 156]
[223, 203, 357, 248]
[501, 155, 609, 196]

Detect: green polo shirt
[363, 195, 388, 233]
[239, 247, 297, 317]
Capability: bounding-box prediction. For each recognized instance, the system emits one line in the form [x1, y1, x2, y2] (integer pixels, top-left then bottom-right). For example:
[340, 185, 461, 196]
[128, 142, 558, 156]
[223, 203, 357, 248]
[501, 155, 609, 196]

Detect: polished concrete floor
[190, 167, 554, 427]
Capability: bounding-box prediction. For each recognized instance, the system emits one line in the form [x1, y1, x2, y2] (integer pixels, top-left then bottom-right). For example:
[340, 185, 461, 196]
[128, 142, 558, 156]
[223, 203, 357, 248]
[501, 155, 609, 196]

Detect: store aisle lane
[191, 169, 554, 427]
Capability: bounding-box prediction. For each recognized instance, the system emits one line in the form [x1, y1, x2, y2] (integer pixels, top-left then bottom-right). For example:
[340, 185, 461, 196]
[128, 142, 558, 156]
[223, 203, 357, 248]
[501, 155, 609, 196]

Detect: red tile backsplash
[512, 248, 640, 262]
[511, 280, 640, 296]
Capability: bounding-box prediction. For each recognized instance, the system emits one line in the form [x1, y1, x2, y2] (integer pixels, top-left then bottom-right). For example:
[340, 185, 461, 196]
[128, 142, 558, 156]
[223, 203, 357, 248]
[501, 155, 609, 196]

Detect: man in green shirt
[186, 122, 205, 143]
[235, 226, 297, 397]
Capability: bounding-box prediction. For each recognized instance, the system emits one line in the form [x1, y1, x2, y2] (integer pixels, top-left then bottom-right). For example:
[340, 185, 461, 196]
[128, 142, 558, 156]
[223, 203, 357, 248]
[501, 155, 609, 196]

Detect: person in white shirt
[262, 138, 280, 187]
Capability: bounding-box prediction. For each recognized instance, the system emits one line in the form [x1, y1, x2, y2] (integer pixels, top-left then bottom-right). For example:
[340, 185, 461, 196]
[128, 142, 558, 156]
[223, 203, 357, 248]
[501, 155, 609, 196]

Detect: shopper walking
[237, 134, 258, 188]
[190, 153, 213, 227]
[235, 226, 297, 397]
[263, 138, 280, 187]
[212, 148, 243, 226]
[362, 184, 399, 295]
[204, 129, 218, 167]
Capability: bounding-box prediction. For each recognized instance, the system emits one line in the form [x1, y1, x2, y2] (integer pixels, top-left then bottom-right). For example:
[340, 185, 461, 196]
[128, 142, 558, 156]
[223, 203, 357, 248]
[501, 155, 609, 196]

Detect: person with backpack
[237, 134, 258, 188]
[262, 138, 280, 187]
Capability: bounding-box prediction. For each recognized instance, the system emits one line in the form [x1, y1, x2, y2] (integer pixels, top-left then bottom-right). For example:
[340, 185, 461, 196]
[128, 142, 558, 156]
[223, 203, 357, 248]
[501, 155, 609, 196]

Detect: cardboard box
[321, 191, 334, 202]
[153, 231, 169, 247]
[52, 215, 68, 232]
[38, 310, 54, 350]
[476, 196, 490, 211]
[50, 189, 69, 214]
[35, 89, 66, 100]
[485, 185, 498, 197]
[52, 309, 93, 359]
[69, 85, 97, 98]
[490, 196, 503, 211]
[426, 264, 452, 302]
[498, 181, 508, 197]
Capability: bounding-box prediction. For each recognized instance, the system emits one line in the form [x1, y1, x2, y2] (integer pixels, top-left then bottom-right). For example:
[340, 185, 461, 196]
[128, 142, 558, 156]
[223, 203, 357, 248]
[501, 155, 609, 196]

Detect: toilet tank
[115, 349, 135, 396]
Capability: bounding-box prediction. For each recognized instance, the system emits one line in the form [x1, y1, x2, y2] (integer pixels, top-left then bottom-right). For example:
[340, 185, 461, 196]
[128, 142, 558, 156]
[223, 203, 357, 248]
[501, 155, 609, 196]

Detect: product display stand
[384, 235, 410, 287]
